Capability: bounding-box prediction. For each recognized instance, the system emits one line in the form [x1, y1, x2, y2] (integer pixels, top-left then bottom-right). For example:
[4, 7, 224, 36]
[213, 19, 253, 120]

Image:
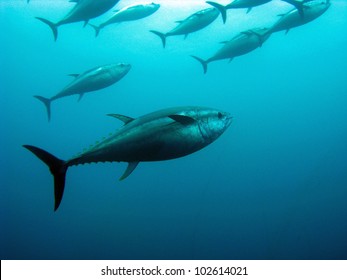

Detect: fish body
[35, 63, 131, 121]
[36, 0, 120, 40]
[90, 3, 160, 36]
[269, 0, 331, 33]
[150, 7, 220, 47]
[23, 106, 232, 210]
[192, 28, 271, 73]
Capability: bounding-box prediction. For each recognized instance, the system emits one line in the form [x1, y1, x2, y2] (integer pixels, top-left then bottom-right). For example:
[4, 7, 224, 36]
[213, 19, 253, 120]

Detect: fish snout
[118, 63, 131, 72]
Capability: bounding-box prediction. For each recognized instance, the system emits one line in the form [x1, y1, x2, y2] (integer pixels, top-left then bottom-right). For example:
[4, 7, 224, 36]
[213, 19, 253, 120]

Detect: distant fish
[89, 3, 160, 37]
[206, 0, 306, 21]
[150, 7, 222, 48]
[191, 27, 271, 73]
[35, 0, 120, 41]
[23, 106, 233, 211]
[34, 63, 131, 121]
[269, 0, 331, 34]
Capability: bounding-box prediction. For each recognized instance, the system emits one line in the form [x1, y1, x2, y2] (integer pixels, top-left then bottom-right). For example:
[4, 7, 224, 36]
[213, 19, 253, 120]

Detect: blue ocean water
[1, 0, 347, 260]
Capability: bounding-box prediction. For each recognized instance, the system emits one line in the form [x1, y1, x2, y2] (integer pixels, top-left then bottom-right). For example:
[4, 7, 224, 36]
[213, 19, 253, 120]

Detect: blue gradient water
[1, 0, 346, 260]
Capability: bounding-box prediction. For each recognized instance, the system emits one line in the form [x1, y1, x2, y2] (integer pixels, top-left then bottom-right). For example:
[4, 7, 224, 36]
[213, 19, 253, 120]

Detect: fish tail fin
[206, 1, 227, 24]
[150, 30, 167, 48]
[35, 17, 58, 41]
[23, 145, 68, 211]
[191, 55, 208, 74]
[34, 95, 52, 121]
[88, 23, 101, 37]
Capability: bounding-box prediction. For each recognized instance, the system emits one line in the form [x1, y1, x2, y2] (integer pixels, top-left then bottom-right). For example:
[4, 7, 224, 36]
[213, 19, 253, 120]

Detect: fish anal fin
[169, 114, 196, 125]
[119, 162, 139, 181]
[107, 113, 134, 125]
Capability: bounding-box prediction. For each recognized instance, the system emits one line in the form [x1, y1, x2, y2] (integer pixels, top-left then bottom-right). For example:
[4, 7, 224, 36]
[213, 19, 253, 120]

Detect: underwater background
[1, 0, 347, 260]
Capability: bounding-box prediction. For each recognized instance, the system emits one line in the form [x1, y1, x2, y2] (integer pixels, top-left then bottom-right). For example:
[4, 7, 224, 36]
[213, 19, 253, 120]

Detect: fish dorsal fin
[169, 114, 196, 125]
[119, 162, 139, 181]
[107, 113, 134, 125]
[68, 73, 80, 78]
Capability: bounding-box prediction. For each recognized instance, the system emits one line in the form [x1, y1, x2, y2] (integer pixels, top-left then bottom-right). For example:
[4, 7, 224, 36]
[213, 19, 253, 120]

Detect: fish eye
[218, 112, 223, 119]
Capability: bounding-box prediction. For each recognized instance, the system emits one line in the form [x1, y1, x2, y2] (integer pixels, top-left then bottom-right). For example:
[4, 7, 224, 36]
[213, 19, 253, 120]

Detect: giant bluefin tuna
[90, 2, 160, 37]
[206, 0, 305, 21]
[34, 63, 131, 121]
[23, 106, 233, 211]
[35, 0, 120, 41]
[269, 0, 331, 34]
[191, 27, 271, 73]
[150, 7, 222, 48]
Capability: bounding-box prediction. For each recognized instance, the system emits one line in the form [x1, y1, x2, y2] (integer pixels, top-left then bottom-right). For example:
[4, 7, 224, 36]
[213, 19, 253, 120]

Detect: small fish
[150, 7, 222, 48]
[89, 2, 160, 37]
[34, 63, 131, 121]
[269, 0, 331, 34]
[191, 28, 271, 73]
[35, 0, 120, 41]
[23, 106, 233, 211]
[206, 0, 306, 22]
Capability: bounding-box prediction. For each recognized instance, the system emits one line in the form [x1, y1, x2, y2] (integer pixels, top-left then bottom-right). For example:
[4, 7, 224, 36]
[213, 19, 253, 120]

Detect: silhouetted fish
[191, 28, 271, 73]
[89, 2, 160, 37]
[150, 7, 222, 48]
[34, 63, 131, 121]
[35, 0, 120, 41]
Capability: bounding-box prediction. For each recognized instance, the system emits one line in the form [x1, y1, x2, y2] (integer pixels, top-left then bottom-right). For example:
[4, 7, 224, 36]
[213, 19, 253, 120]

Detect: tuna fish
[150, 7, 222, 48]
[35, 0, 120, 41]
[23, 106, 233, 211]
[206, 0, 306, 22]
[191, 27, 271, 73]
[269, 0, 331, 34]
[89, 3, 160, 37]
[34, 63, 131, 121]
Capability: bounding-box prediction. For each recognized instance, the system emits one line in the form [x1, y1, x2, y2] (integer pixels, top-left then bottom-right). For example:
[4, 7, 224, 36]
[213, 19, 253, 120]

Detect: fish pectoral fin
[169, 114, 196, 125]
[119, 162, 139, 181]
[107, 114, 134, 125]
[113, 9, 120, 13]
[68, 73, 80, 78]
[78, 93, 84, 102]
[219, 41, 228, 44]
[175, 20, 183, 23]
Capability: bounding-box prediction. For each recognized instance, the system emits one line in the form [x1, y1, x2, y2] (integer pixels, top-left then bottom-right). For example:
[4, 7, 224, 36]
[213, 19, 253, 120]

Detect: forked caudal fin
[206, 1, 227, 24]
[191, 55, 208, 74]
[88, 23, 102, 37]
[23, 145, 68, 211]
[150, 30, 167, 48]
[34, 95, 52, 122]
[35, 17, 58, 41]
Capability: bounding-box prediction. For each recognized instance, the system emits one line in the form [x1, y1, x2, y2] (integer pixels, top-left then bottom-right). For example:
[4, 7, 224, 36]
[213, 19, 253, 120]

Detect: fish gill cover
[1, 0, 347, 260]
